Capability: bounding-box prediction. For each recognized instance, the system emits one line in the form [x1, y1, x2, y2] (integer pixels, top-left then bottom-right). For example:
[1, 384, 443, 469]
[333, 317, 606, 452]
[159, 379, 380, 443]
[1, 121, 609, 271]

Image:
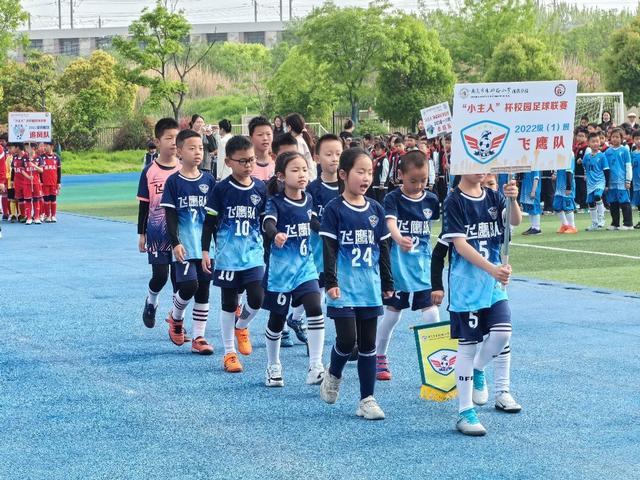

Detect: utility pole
[98, 16, 102, 29]
[289, 0, 292, 20]
[58, 0, 62, 29]
[254, 1, 258, 22]
[279, 0, 283, 21]
[70, 0, 74, 29]
[28, 13, 31, 30]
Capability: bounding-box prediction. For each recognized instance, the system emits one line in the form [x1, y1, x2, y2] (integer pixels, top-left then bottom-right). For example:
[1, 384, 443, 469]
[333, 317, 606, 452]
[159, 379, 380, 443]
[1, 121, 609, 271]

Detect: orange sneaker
[556, 225, 569, 234]
[235, 327, 252, 355]
[191, 336, 214, 355]
[166, 314, 185, 346]
[223, 352, 243, 373]
[564, 226, 578, 234]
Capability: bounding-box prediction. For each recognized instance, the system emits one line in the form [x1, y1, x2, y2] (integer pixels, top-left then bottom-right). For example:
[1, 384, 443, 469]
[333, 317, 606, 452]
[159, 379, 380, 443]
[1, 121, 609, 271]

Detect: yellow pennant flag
[413, 321, 458, 402]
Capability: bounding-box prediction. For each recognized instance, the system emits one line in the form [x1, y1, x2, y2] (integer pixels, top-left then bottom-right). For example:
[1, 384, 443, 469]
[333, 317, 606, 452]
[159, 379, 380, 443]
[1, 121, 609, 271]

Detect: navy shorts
[148, 250, 172, 265]
[213, 266, 264, 289]
[174, 260, 212, 284]
[327, 305, 383, 321]
[263, 280, 320, 315]
[383, 289, 433, 311]
[449, 300, 511, 343]
[607, 188, 630, 204]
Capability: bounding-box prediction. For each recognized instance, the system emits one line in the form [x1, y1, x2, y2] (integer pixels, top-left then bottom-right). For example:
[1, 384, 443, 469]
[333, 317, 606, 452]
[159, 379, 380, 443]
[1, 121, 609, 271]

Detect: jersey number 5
[468, 312, 479, 329]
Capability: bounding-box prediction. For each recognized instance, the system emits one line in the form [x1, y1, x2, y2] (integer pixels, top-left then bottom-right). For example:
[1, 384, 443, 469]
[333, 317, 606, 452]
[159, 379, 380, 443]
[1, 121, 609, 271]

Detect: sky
[20, 0, 636, 31]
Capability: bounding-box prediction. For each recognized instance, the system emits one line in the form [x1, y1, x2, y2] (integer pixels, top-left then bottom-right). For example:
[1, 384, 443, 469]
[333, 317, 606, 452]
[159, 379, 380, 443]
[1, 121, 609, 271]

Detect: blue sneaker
[456, 408, 486, 436]
[472, 368, 488, 405]
[286, 314, 308, 344]
[281, 329, 294, 347]
[142, 300, 157, 328]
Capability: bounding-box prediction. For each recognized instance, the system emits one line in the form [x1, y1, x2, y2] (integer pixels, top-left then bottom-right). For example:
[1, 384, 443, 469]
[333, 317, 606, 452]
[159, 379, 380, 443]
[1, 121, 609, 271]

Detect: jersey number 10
[235, 219, 250, 236]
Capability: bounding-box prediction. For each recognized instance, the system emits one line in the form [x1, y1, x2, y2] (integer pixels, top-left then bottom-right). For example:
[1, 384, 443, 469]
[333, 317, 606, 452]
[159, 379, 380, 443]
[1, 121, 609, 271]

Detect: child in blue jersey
[160, 129, 216, 355]
[604, 128, 633, 230]
[201, 135, 266, 373]
[319, 148, 394, 420]
[442, 173, 522, 436]
[261, 152, 325, 387]
[375, 150, 440, 381]
[584, 132, 610, 231]
[552, 158, 578, 234]
[630, 130, 640, 229]
[520, 171, 542, 235]
[137, 118, 180, 329]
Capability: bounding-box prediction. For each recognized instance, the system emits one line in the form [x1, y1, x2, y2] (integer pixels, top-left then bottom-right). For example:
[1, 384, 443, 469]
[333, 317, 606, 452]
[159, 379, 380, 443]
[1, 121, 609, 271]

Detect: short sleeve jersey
[263, 192, 318, 292]
[137, 160, 180, 253]
[442, 187, 508, 312]
[160, 171, 216, 261]
[41, 153, 61, 186]
[604, 146, 631, 189]
[205, 176, 266, 271]
[320, 197, 390, 308]
[631, 150, 640, 191]
[306, 179, 340, 273]
[383, 188, 440, 293]
[519, 171, 540, 204]
[583, 151, 609, 194]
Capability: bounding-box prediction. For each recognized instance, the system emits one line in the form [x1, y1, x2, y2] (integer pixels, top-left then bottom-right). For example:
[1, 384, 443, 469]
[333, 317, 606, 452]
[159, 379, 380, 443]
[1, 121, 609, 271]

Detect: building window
[96, 36, 112, 50]
[244, 31, 265, 45]
[29, 39, 43, 51]
[60, 38, 80, 56]
[207, 32, 227, 44]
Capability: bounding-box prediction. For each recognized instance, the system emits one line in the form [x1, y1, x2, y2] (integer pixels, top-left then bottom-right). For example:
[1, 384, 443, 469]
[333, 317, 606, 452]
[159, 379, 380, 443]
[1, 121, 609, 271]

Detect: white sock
[421, 306, 440, 324]
[566, 211, 575, 227]
[596, 200, 605, 224]
[557, 211, 567, 226]
[530, 214, 541, 230]
[291, 304, 305, 321]
[220, 310, 236, 354]
[589, 207, 597, 225]
[473, 325, 512, 371]
[147, 288, 160, 307]
[171, 291, 190, 321]
[456, 342, 477, 413]
[493, 343, 511, 393]
[236, 304, 259, 329]
[375, 309, 402, 356]
[265, 327, 281, 365]
[306, 314, 325, 366]
[192, 302, 209, 338]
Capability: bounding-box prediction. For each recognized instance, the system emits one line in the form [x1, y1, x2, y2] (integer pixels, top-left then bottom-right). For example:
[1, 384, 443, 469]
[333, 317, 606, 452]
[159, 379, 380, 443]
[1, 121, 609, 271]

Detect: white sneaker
[619, 225, 633, 231]
[585, 223, 600, 232]
[456, 408, 487, 436]
[607, 225, 619, 231]
[306, 362, 325, 385]
[265, 363, 284, 387]
[45, 216, 52, 223]
[25, 218, 32, 225]
[495, 391, 522, 413]
[51, 216, 57, 223]
[356, 395, 385, 420]
[472, 369, 489, 406]
[319, 365, 342, 404]
[34, 219, 42, 225]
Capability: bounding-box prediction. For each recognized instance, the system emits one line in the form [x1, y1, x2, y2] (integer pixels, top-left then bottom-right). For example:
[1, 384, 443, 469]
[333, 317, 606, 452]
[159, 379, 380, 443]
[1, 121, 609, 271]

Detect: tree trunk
[351, 98, 359, 126]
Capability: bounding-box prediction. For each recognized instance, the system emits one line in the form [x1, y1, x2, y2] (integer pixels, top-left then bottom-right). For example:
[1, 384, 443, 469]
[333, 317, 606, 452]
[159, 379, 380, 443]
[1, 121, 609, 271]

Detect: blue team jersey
[205, 176, 266, 271]
[555, 158, 576, 198]
[307, 179, 340, 273]
[442, 187, 508, 312]
[320, 197, 391, 308]
[160, 171, 215, 261]
[519, 171, 541, 204]
[263, 192, 318, 292]
[583, 151, 609, 194]
[384, 189, 440, 292]
[604, 146, 631, 189]
[631, 150, 640, 191]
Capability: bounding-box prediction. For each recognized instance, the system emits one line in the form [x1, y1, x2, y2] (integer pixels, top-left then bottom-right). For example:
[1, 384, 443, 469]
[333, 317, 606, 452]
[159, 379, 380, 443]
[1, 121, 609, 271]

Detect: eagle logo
[423, 208, 433, 219]
[427, 349, 457, 376]
[250, 194, 261, 206]
[488, 207, 498, 220]
[369, 215, 379, 228]
[198, 184, 210, 194]
[461, 120, 510, 165]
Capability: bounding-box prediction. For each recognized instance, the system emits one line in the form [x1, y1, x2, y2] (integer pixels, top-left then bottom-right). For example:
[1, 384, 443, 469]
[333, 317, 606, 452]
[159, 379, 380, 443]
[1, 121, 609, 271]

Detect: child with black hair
[368, 141, 389, 203]
[248, 116, 275, 181]
[261, 151, 326, 387]
[584, 132, 610, 231]
[319, 147, 394, 420]
[142, 140, 158, 169]
[573, 127, 590, 210]
[604, 128, 633, 230]
[41, 142, 61, 223]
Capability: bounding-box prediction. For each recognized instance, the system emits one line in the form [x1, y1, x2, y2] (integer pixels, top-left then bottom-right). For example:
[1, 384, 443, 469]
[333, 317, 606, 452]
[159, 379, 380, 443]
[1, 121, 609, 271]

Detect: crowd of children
[0, 134, 62, 237]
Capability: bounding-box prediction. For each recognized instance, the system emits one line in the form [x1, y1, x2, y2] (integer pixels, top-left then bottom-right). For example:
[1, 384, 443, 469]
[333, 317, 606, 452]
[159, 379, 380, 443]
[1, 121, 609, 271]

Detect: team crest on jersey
[369, 215, 379, 227]
[423, 208, 433, 219]
[250, 194, 261, 206]
[427, 349, 457, 376]
[199, 184, 210, 194]
[488, 207, 498, 220]
[461, 120, 510, 165]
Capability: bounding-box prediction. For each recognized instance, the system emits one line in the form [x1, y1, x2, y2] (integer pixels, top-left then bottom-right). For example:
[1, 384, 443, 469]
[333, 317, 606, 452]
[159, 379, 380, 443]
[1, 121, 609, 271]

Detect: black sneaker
[528, 228, 542, 235]
[521, 227, 533, 235]
[286, 313, 308, 344]
[634, 222, 640, 230]
[142, 300, 157, 328]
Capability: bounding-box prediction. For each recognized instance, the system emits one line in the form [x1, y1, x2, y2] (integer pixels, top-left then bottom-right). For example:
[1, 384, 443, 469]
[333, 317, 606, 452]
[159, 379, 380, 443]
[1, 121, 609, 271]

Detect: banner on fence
[8, 112, 52, 143]
[450, 80, 578, 174]
[420, 102, 452, 139]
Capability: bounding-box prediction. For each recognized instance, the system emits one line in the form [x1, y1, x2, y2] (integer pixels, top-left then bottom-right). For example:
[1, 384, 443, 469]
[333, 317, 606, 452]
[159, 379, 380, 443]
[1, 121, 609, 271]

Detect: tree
[604, 16, 640, 106]
[113, 1, 214, 120]
[209, 42, 272, 114]
[0, 0, 28, 64]
[298, 1, 390, 124]
[267, 46, 336, 124]
[376, 14, 455, 129]
[485, 34, 562, 82]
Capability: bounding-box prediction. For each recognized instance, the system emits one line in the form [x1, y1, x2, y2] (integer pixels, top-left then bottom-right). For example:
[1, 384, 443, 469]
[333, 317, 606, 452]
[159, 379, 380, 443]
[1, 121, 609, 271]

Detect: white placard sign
[8, 112, 52, 143]
[420, 102, 452, 139]
[450, 80, 577, 174]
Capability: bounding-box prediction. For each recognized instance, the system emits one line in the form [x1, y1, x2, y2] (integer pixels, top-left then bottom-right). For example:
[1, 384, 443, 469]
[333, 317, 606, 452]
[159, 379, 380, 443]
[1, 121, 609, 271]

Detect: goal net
[575, 92, 625, 128]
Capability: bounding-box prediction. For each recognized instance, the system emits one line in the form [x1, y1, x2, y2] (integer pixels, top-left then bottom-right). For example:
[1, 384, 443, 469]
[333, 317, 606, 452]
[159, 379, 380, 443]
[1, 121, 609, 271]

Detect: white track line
[511, 242, 640, 260]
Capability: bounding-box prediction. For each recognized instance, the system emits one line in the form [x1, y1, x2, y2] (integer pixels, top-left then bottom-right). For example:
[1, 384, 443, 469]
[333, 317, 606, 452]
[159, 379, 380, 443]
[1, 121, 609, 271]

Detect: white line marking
[511, 242, 640, 260]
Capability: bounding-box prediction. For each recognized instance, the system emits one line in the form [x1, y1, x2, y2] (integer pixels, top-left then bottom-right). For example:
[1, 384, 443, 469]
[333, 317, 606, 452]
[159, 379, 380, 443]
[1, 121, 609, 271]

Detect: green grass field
[58, 175, 640, 294]
[61, 150, 145, 175]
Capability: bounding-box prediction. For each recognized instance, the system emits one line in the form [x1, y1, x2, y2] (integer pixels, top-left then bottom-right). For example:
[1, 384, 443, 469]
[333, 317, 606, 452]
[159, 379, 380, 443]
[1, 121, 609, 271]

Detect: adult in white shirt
[285, 113, 317, 181]
[215, 119, 234, 180]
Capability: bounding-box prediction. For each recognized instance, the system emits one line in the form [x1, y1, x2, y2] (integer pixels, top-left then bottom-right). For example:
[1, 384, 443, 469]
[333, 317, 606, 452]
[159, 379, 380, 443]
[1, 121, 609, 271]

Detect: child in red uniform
[10, 143, 33, 224]
[41, 142, 62, 222]
[25, 144, 44, 224]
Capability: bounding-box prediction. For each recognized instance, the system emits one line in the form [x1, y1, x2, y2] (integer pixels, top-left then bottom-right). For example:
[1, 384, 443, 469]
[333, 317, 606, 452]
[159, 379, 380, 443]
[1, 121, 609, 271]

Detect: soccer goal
[575, 92, 625, 127]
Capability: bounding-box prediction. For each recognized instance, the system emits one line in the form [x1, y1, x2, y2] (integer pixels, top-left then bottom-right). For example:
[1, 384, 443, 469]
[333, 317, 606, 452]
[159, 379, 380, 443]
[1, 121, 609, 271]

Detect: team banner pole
[412, 322, 458, 402]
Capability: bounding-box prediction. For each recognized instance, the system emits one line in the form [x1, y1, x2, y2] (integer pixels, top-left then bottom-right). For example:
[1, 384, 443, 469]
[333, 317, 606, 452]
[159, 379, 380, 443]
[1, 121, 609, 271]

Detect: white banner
[450, 80, 577, 174]
[8, 112, 52, 143]
[420, 102, 452, 139]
